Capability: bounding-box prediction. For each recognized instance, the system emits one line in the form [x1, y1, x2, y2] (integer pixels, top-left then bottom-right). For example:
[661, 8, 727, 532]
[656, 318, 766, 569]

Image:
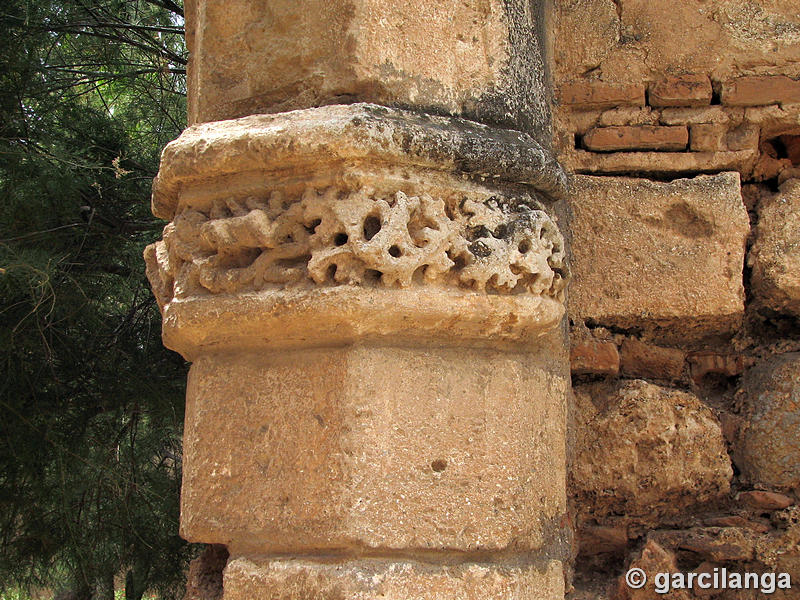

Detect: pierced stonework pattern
[145, 188, 568, 308]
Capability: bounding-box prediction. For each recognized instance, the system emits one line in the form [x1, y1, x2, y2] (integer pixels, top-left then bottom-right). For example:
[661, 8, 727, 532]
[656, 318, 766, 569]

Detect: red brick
[722, 75, 800, 106]
[703, 515, 770, 533]
[726, 124, 759, 152]
[559, 81, 645, 109]
[570, 340, 619, 376]
[619, 338, 685, 380]
[689, 123, 759, 153]
[649, 74, 712, 107]
[738, 490, 795, 510]
[583, 125, 688, 152]
[690, 124, 727, 152]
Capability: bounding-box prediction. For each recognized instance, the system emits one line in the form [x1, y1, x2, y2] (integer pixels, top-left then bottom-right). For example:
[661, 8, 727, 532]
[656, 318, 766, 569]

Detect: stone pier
[146, 1, 571, 598]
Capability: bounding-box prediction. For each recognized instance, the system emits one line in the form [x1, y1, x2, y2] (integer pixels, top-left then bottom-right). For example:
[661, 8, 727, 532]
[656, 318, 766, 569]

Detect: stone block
[598, 107, 659, 127]
[569, 173, 749, 339]
[183, 0, 552, 136]
[619, 339, 685, 381]
[572, 381, 732, 526]
[559, 82, 645, 109]
[749, 179, 800, 317]
[223, 557, 565, 600]
[723, 75, 800, 107]
[565, 149, 757, 177]
[180, 343, 569, 554]
[553, 0, 800, 88]
[735, 353, 800, 490]
[659, 106, 735, 125]
[570, 340, 620, 376]
[583, 125, 688, 152]
[615, 539, 690, 600]
[649, 74, 712, 107]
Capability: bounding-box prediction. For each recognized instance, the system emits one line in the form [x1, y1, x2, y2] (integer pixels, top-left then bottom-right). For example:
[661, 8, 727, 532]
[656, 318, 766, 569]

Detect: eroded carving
[145, 187, 568, 309]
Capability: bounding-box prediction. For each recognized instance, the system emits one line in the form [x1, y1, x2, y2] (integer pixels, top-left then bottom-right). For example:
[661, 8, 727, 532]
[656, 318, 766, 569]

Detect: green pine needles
[1, 1, 194, 598]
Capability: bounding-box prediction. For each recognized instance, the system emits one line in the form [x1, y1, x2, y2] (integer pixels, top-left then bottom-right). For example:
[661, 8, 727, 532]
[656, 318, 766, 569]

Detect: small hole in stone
[363, 215, 381, 241]
[431, 459, 447, 472]
[364, 269, 382, 284]
[451, 254, 466, 270]
[305, 218, 322, 234]
[518, 239, 531, 254]
[334, 233, 349, 246]
[493, 224, 508, 239]
[389, 245, 402, 257]
[327, 264, 337, 281]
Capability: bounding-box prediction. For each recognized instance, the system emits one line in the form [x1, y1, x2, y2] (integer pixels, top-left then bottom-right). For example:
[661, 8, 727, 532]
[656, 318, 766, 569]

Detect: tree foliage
[0, 1, 191, 598]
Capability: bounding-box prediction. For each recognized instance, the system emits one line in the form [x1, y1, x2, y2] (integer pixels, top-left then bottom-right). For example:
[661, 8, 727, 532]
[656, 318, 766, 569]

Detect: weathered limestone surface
[223, 558, 565, 600]
[569, 172, 749, 340]
[184, 0, 553, 139]
[553, 2, 800, 595]
[181, 344, 569, 555]
[571, 380, 732, 529]
[149, 103, 568, 221]
[563, 148, 758, 177]
[553, 0, 800, 84]
[749, 178, 800, 317]
[735, 353, 800, 491]
[145, 104, 570, 358]
[147, 69, 571, 600]
[614, 539, 690, 600]
[148, 0, 800, 597]
[144, 108, 572, 594]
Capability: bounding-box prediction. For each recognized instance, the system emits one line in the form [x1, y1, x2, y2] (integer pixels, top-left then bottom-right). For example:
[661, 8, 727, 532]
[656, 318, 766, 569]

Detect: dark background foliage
[0, 1, 191, 598]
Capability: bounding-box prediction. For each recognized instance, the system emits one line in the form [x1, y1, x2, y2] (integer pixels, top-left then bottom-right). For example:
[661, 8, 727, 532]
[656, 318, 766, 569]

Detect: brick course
[583, 125, 688, 151]
[649, 74, 712, 107]
[559, 82, 645, 109]
[722, 75, 800, 106]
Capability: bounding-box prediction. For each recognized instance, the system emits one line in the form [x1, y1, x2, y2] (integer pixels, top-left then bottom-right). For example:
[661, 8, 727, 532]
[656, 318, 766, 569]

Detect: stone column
[146, 2, 572, 598]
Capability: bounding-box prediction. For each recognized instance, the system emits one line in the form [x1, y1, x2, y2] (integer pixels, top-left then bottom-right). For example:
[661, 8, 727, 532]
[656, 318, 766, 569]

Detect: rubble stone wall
[553, 1, 800, 597]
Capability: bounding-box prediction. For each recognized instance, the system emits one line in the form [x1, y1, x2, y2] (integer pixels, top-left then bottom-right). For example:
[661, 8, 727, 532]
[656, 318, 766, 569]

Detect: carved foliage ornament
[145, 188, 568, 309]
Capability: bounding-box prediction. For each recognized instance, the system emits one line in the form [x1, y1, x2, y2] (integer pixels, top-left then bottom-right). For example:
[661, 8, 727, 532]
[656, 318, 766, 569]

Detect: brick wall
[553, 2, 800, 597]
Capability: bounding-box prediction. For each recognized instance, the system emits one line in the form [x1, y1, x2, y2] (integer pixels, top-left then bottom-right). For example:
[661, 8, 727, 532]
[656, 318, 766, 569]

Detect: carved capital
[145, 104, 570, 357]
